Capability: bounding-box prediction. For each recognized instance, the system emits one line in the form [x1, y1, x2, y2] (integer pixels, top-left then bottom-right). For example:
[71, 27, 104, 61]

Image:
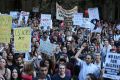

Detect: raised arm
[75, 43, 86, 59]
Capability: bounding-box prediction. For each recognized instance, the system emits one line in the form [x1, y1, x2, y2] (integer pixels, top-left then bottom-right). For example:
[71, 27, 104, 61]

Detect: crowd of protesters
[0, 12, 120, 80]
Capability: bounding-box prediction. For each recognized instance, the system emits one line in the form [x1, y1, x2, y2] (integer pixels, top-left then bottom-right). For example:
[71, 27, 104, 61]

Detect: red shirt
[21, 74, 32, 80]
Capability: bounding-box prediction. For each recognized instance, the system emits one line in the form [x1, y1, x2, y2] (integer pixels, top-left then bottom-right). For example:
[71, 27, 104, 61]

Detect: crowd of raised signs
[0, 11, 120, 80]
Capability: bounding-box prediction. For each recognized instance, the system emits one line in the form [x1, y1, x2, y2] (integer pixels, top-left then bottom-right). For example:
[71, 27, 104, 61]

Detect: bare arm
[75, 47, 84, 59]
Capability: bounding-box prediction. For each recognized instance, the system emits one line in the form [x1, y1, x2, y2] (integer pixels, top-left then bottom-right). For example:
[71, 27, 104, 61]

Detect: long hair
[43, 59, 54, 74]
[11, 67, 21, 80]
[23, 62, 34, 75]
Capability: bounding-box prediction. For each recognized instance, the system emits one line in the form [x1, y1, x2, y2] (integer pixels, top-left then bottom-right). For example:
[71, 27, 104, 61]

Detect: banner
[39, 39, 57, 55]
[40, 14, 52, 30]
[103, 53, 120, 80]
[0, 15, 12, 43]
[73, 13, 83, 26]
[18, 11, 30, 25]
[56, 3, 78, 20]
[14, 27, 31, 52]
[88, 7, 100, 20]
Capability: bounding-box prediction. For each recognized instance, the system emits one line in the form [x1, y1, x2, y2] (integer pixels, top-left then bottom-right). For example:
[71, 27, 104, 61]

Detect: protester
[54, 57, 71, 78]
[0, 58, 11, 80]
[52, 64, 71, 80]
[15, 55, 24, 71]
[21, 62, 35, 80]
[44, 58, 54, 75]
[75, 43, 99, 80]
[101, 39, 112, 63]
[11, 67, 21, 80]
[0, 8, 120, 80]
[34, 60, 51, 80]
[6, 52, 15, 71]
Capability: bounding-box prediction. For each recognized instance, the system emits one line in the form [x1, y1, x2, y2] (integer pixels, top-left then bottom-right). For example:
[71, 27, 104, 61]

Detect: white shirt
[101, 45, 112, 63]
[114, 35, 120, 41]
[92, 27, 102, 33]
[101, 45, 112, 57]
[94, 61, 101, 69]
[94, 61, 101, 77]
[77, 58, 99, 80]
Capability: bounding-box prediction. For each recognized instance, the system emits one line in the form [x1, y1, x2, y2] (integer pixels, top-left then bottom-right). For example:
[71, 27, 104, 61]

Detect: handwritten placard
[14, 27, 31, 52]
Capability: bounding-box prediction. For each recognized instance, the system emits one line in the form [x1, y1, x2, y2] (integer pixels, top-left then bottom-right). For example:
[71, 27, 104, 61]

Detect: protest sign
[103, 53, 120, 80]
[88, 7, 100, 20]
[14, 27, 31, 52]
[0, 15, 12, 43]
[39, 39, 57, 55]
[18, 11, 30, 25]
[73, 13, 83, 26]
[56, 3, 78, 20]
[41, 14, 51, 20]
[32, 6, 39, 12]
[80, 18, 95, 30]
[10, 11, 19, 19]
[40, 14, 52, 30]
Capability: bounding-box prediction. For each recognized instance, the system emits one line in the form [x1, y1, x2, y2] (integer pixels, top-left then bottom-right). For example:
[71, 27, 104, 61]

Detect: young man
[54, 58, 71, 78]
[94, 53, 102, 79]
[101, 39, 112, 63]
[75, 43, 99, 80]
[34, 61, 51, 80]
[52, 64, 71, 80]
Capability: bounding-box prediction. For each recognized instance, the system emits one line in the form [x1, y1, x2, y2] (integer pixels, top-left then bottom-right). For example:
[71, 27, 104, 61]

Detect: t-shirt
[52, 74, 70, 80]
[21, 74, 32, 80]
[33, 75, 51, 80]
[76, 58, 99, 80]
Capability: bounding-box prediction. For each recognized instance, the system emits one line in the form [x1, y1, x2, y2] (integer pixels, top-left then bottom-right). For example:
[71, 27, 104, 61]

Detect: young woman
[21, 62, 36, 80]
[0, 58, 11, 80]
[11, 67, 21, 80]
[44, 59, 54, 75]
[6, 53, 15, 71]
